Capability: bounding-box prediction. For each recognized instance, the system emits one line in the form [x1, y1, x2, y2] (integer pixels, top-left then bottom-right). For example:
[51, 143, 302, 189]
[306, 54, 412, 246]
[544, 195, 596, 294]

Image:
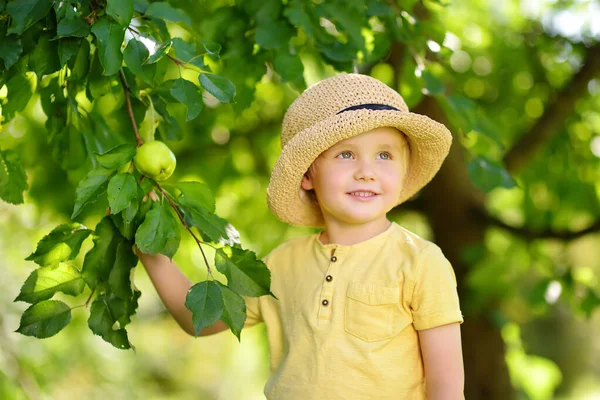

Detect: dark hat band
[336, 103, 401, 114]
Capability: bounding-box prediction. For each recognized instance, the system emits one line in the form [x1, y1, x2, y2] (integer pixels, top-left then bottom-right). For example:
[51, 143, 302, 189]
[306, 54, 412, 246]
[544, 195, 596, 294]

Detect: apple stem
[156, 185, 213, 276]
[119, 69, 144, 147]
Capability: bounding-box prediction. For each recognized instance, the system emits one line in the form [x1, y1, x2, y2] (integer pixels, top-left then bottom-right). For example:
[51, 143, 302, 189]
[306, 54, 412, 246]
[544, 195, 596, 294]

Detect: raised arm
[136, 249, 228, 337]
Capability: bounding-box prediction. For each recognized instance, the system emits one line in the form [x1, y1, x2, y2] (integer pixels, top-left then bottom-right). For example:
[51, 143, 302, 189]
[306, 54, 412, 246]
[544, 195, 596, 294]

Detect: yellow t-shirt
[243, 221, 464, 400]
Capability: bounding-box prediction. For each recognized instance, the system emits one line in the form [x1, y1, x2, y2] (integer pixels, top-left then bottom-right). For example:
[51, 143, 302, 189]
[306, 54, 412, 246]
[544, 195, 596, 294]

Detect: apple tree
[2, 0, 600, 398]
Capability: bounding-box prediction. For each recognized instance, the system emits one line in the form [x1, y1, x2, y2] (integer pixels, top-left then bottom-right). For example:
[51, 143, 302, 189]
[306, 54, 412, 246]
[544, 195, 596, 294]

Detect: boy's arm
[418, 322, 464, 400]
[136, 249, 229, 337]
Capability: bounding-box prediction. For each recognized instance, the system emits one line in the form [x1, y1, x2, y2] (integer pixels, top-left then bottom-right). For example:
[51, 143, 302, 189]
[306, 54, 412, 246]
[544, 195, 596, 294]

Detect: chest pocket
[344, 282, 404, 342]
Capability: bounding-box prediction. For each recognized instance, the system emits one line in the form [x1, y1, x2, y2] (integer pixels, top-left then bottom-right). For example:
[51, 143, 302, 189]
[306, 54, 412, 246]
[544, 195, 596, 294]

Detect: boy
[139, 73, 464, 399]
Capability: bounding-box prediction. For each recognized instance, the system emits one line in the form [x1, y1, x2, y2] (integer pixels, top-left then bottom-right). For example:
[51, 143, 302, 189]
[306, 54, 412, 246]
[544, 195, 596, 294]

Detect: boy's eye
[378, 152, 391, 160]
[338, 151, 353, 159]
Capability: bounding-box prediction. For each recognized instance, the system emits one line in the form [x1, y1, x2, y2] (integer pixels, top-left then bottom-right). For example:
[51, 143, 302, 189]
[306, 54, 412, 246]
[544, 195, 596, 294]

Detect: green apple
[133, 141, 177, 181]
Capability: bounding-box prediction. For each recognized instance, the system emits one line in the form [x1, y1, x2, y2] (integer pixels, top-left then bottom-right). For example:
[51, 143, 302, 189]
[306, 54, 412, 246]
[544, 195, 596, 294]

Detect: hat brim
[267, 108, 452, 227]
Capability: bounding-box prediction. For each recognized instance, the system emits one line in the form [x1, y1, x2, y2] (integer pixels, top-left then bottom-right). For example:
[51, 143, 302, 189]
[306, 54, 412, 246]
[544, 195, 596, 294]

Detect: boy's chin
[328, 212, 387, 226]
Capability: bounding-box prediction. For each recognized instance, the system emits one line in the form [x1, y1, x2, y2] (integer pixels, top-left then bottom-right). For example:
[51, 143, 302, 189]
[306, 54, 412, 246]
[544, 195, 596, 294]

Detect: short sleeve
[241, 253, 272, 328]
[410, 244, 464, 331]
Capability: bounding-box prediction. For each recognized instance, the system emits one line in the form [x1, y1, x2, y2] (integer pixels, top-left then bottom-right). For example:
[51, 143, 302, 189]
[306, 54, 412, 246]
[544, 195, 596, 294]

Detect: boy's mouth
[347, 191, 379, 198]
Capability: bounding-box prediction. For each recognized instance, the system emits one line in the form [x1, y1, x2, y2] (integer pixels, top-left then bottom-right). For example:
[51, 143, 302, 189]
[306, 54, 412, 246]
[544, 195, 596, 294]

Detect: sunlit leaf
[26, 223, 91, 267]
[15, 262, 86, 304]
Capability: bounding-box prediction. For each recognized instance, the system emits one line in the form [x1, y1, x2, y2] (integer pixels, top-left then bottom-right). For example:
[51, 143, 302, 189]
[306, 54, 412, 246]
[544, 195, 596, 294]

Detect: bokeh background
[2, 0, 600, 399]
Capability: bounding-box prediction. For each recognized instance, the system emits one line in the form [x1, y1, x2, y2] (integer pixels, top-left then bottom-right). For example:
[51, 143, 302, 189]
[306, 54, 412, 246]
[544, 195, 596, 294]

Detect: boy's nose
[353, 161, 376, 181]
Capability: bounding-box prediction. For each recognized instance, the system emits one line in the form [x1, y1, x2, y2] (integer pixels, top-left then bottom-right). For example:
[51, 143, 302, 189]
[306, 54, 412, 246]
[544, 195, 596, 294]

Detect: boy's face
[301, 126, 409, 229]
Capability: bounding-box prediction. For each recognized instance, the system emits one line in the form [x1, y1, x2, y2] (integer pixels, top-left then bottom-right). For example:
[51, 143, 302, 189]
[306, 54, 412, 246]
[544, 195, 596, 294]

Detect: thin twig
[85, 287, 96, 307]
[156, 185, 213, 276]
[119, 69, 144, 147]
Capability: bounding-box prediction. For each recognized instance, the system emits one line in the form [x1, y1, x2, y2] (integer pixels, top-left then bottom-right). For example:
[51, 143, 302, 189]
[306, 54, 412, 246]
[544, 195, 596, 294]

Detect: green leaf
[135, 200, 180, 258]
[47, 122, 87, 171]
[138, 102, 162, 142]
[317, 3, 366, 51]
[107, 0, 134, 27]
[88, 294, 131, 349]
[72, 167, 116, 219]
[91, 17, 126, 76]
[185, 280, 223, 336]
[151, 95, 181, 140]
[108, 241, 138, 300]
[170, 181, 215, 213]
[15, 262, 86, 304]
[145, 2, 191, 26]
[16, 300, 71, 338]
[145, 40, 172, 64]
[421, 70, 444, 95]
[107, 173, 138, 214]
[0, 30, 22, 70]
[215, 247, 273, 297]
[201, 41, 221, 58]
[26, 223, 92, 267]
[284, 0, 329, 42]
[105, 287, 141, 328]
[467, 157, 517, 193]
[581, 289, 600, 319]
[6, 0, 53, 35]
[256, 20, 294, 49]
[3, 72, 35, 119]
[170, 37, 195, 62]
[58, 38, 81, 67]
[70, 38, 91, 81]
[215, 281, 246, 340]
[123, 38, 155, 83]
[56, 13, 91, 38]
[94, 143, 137, 169]
[170, 78, 203, 120]
[30, 33, 61, 78]
[82, 217, 123, 289]
[198, 73, 236, 103]
[0, 148, 28, 205]
[180, 204, 228, 242]
[273, 50, 304, 83]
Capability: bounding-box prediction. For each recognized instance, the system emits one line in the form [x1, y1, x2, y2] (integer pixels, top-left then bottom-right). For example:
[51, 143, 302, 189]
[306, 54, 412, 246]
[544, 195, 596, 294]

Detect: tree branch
[155, 185, 213, 276]
[503, 42, 600, 173]
[471, 205, 600, 241]
[119, 69, 144, 147]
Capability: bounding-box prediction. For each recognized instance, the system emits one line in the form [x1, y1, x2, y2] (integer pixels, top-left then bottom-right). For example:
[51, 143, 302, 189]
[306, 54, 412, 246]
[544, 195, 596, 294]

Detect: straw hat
[266, 72, 452, 228]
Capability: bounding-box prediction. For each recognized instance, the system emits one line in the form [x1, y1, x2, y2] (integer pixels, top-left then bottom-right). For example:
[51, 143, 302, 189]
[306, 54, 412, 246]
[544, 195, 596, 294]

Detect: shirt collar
[312, 222, 397, 257]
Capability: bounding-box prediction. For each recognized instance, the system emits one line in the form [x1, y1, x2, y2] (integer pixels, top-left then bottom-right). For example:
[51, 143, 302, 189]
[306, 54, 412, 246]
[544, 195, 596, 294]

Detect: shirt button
[330, 256, 338, 262]
[325, 275, 333, 282]
[322, 299, 329, 306]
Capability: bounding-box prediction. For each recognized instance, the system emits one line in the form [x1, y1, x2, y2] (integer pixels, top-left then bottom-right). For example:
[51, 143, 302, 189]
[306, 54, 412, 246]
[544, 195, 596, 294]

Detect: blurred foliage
[1, 0, 600, 399]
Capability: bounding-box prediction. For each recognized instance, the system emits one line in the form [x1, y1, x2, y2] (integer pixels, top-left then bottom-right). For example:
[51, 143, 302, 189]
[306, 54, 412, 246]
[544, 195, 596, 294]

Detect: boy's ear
[301, 172, 313, 190]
